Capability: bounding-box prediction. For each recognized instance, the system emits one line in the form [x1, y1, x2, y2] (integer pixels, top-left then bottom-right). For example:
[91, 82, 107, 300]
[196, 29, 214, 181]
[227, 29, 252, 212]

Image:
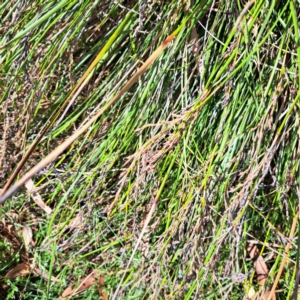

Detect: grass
[0, 0, 300, 299]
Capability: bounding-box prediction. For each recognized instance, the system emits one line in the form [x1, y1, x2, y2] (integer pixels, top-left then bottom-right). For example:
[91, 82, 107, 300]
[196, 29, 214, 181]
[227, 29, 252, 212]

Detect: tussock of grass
[0, 1, 299, 299]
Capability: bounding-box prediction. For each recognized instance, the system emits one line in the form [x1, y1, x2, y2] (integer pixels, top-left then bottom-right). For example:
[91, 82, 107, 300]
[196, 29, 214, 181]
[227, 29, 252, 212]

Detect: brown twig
[267, 209, 299, 300]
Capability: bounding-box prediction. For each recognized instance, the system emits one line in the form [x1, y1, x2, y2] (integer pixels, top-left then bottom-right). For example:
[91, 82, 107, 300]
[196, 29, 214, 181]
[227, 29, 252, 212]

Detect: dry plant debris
[59, 271, 106, 299]
[0, 0, 300, 299]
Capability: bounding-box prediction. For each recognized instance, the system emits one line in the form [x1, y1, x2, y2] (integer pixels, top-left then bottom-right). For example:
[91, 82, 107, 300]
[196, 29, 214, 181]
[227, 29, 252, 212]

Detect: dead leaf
[25, 179, 52, 214]
[247, 244, 269, 285]
[5, 263, 31, 279]
[22, 226, 33, 251]
[33, 267, 60, 282]
[247, 286, 256, 298]
[255, 255, 269, 286]
[7, 224, 14, 234]
[247, 243, 275, 300]
[59, 271, 106, 299]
